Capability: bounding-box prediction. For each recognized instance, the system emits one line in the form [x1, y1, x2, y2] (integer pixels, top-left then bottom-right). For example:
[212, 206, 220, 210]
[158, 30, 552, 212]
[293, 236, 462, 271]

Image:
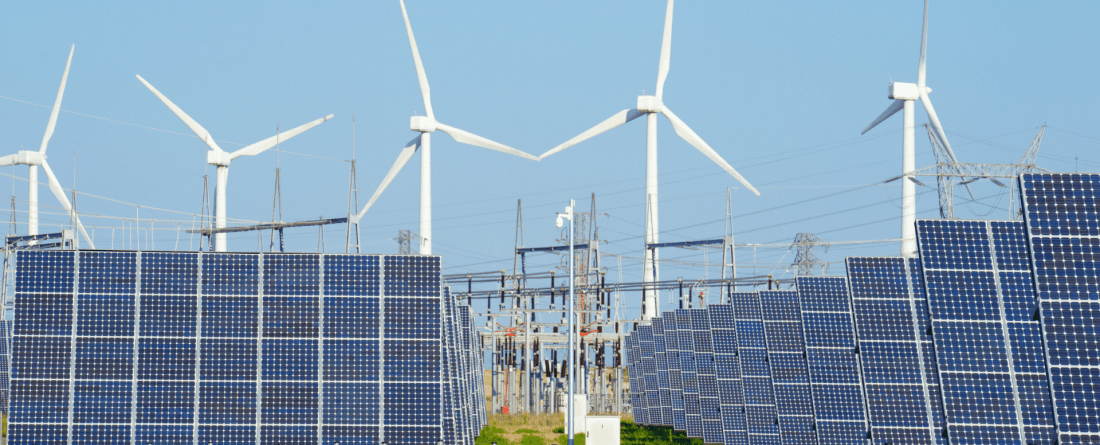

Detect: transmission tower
[789, 233, 829, 277]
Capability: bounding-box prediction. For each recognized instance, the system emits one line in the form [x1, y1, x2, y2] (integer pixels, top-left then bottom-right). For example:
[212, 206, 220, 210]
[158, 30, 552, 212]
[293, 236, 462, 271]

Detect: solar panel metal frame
[731, 292, 781, 443]
[759, 290, 817, 444]
[846, 256, 945, 445]
[916, 219, 1057, 444]
[1019, 173, 1100, 443]
[8, 250, 446, 445]
[795, 276, 870, 445]
[707, 303, 748, 445]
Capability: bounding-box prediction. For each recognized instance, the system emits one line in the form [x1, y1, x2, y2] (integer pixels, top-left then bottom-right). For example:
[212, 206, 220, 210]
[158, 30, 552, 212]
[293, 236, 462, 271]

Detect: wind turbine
[136, 75, 333, 252]
[351, 0, 539, 256]
[861, 0, 961, 258]
[0, 45, 95, 248]
[537, 0, 758, 320]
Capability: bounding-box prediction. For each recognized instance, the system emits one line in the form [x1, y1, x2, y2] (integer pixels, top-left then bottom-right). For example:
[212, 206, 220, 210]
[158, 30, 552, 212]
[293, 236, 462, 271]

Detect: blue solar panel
[660, 311, 687, 432]
[1, 320, 12, 414]
[9, 251, 453, 444]
[689, 308, 724, 444]
[675, 309, 705, 439]
[795, 276, 869, 445]
[638, 324, 660, 426]
[847, 257, 946, 445]
[626, 334, 644, 423]
[731, 292, 781, 443]
[652, 317, 673, 426]
[916, 219, 1057, 444]
[759, 291, 816, 445]
[708, 303, 748, 445]
[1020, 173, 1100, 444]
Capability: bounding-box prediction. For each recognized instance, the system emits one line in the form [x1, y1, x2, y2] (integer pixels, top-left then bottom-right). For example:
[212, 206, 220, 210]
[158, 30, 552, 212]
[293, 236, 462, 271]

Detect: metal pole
[563, 200, 576, 445]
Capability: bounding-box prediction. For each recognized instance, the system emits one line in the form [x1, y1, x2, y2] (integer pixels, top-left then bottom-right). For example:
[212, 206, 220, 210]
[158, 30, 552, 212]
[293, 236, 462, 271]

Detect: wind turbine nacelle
[14, 150, 44, 165]
[637, 95, 662, 113]
[410, 116, 437, 133]
[206, 150, 231, 166]
[888, 82, 920, 101]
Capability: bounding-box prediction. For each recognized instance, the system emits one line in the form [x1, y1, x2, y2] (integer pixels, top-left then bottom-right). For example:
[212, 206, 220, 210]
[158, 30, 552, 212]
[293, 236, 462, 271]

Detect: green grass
[620, 421, 706, 445]
[554, 433, 585, 445]
[515, 428, 539, 434]
[520, 435, 548, 445]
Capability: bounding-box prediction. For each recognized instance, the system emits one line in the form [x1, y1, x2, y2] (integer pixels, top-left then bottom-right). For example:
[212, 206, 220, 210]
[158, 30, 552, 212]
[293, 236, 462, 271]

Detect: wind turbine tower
[352, 0, 539, 255]
[861, 0, 961, 257]
[137, 75, 333, 252]
[539, 0, 759, 320]
[0, 45, 95, 248]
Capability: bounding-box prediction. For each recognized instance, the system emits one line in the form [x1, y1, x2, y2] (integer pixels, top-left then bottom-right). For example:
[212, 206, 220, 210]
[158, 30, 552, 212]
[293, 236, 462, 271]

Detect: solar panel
[688, 308, 725, 444]
[846, 257, 946, 444]
[9, 251, 450, 445]
[731, 292, 781, 443]
[795, 276, 869, 444]
[626, 333, 645, 424]
[638, 324, 662, 426]
[652, 317, 673, 426]
[759, 291, 816, 444]
[661, 311, 687, 432]
[1020, 173, 1100, 444]
[708, 303, 748, 445]
[915, 219, 1057, 444]
[675, 309, 704, 438]
[1, 319, 10, 414]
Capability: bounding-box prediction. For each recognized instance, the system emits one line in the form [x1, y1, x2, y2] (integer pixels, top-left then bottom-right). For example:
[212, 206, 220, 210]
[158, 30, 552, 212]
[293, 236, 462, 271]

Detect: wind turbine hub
[14, 150, 44, 166]
[636, 95, 663, 113]
[410, 115, 437, 133]
[888, 82, 920, 101]
[206, 150, 231, 166]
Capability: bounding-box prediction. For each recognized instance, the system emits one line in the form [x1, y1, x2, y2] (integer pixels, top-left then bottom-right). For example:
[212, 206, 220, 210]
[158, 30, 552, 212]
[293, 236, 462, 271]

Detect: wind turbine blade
[39, 45, 74, 155]
[655, 0, 674, 99]
[918, 92, 957, 164]
[538, 109, 645, 160]
[39, 161, 95, 249]
[356, 135, 421, 221]
[0, 154, 18, 168]
[435, 123, 538, 161]
[660, 106, 759, 195]
[136, 75, 224, 152]
[861, 100, 904, 135]
[400, 0, 433, 119]
[230, 114, 334, 160]
[917, 0, 929, 87]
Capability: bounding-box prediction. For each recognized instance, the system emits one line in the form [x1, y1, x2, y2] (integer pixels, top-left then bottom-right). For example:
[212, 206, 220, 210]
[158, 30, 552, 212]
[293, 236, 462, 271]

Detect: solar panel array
[794, 276, 869, 444]
[1021, 173, 1100, 444]
[916, 219, 1057, 444]
[8, 250, 485, 445]
[661, 311, 686, 431]
[622, 173, 1100, 445]
[689, 308, 724, 444]
[652, 318, 672, 426]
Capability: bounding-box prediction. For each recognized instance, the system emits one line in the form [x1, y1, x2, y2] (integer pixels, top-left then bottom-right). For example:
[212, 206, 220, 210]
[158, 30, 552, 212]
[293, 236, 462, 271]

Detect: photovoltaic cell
[759, 291, 816, 444]
[637, 325, 659, 427]
[1020, 173, 1100, 443]
[846, 257, 946, 444]
[9, 251, 454, 445]
[708, 303, 748, 445]
[731, 292, 781, 444]
[652, 318, 672, 426]
[795, 277, 868, 445]
[916, 219, 1056, 444]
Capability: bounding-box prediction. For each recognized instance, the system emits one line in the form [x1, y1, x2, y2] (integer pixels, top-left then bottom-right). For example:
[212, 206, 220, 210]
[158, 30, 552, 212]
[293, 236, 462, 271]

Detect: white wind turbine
[351, 0, 539, 256]
[136, 75, 333, 252]
[0, 45, 95, 248]
[861, 0, 962, 258]
[538, 0, 758, 320]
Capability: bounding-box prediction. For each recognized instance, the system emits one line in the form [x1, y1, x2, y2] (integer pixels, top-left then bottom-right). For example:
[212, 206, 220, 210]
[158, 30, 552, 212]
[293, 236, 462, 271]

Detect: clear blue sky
[1, 1, 1097, 316]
